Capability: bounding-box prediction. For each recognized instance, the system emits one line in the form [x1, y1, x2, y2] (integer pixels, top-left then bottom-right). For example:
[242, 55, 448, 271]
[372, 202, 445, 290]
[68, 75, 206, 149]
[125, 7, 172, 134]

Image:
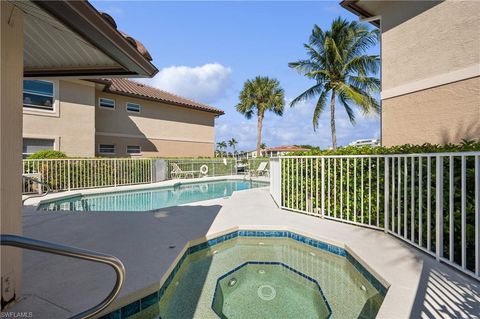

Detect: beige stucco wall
[382, 77, 480, 146]
[380, 0, 480, 91]
[95, 134, 214, 157]
[1, 1, 24, 306]
[360, 0, 480, 145]
[95, 91, 216, 157]
[23, 80, 96, 157]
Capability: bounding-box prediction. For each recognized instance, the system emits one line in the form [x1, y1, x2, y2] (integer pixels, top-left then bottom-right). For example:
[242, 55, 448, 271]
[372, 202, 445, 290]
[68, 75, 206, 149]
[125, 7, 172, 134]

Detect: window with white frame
[126, 102, 140, 113]
[126, 145, 141, 155]
[98, 144, 115, 154]
[99, 98, 115, 109]
[23, 138, 54, 158]
[23, 80, 54, 111]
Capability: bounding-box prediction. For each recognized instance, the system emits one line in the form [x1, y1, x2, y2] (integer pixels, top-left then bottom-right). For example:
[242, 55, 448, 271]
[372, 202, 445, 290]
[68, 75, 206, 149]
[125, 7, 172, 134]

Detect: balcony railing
[270, 152, 480, 280]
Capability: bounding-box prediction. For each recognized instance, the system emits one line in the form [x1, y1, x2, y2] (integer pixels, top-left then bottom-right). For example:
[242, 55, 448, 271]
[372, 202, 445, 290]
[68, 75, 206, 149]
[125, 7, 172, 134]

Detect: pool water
[38, 179, 268, 212]
[213, 262, 332, 318]
[129, 236, 385, 319]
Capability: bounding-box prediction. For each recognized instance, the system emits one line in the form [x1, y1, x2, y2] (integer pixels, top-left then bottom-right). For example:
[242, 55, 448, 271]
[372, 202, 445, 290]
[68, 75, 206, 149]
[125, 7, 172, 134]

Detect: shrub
[27, 150, 67, 159]
[281, 140, 479, 271]
[290, 140, 480, 156]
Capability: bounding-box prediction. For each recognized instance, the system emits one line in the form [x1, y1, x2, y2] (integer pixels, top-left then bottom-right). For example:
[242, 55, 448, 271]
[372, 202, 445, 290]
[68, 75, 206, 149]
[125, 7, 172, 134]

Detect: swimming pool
[38, 179, 268, 212]
[101, 230, 387, 319]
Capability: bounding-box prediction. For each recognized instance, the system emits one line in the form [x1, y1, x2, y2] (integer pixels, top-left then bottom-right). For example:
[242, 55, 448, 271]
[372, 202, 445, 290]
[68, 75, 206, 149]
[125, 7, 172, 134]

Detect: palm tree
[236, 76, 285, 157]
[228, 138, 238, 155]
[289, 18, 380, 150]
[216, 141, 227, 157]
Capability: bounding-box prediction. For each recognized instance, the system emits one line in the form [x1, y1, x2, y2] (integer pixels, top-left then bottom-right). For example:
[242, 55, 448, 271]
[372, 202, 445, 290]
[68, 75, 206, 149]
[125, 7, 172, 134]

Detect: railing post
[114, 160, 117, 187]
[384, 157, 389, 233]
[475, 155, 479, 277]
[67, 159, 71, 191]
[436, 156, 444, 261]
[321, 157, 325, 218]
[150, 159, 154, 183]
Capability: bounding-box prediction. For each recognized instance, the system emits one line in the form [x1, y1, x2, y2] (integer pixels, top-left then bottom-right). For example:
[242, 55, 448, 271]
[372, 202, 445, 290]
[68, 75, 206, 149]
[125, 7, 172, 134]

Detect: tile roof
[102, 78, 224, 115]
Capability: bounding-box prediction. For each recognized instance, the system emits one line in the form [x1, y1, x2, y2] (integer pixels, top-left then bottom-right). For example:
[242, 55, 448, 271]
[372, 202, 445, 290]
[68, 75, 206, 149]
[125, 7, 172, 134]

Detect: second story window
[127, 145, 141, 154]
[126, 102, 140, 113]
[99, 98, 115, 109]
[98, 144, 115, 154]
[23, 80, 54, 111]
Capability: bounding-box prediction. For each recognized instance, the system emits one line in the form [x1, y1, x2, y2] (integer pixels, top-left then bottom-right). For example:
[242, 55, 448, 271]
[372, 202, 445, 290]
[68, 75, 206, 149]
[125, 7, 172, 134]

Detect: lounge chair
[251, 161, 269, 177]
[170, 163, 199, 179]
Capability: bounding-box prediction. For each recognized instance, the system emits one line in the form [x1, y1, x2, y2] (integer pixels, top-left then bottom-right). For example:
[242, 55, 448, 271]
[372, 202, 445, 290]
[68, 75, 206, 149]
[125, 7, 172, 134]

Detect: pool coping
[23, 175, 269, 210]
[97, 226, 390, 319]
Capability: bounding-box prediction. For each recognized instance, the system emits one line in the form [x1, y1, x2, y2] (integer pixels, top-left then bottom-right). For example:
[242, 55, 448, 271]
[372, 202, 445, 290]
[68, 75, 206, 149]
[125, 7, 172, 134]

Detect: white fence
[164, 158, 236, 179]
[270, 152, 480, 280]
[23, 158, 154, 192]
[22, 157, 247, 193]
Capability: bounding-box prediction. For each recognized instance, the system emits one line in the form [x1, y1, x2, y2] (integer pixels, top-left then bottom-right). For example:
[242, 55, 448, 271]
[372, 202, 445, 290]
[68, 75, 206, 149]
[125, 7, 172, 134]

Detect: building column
[0, 1, 24, 308]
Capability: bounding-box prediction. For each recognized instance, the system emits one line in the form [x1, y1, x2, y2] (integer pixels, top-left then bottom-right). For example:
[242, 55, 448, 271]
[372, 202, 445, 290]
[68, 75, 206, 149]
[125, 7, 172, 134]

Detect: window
[23, 138, 54, 158]
[126, 102, 140, 113]
[127, 145, 141, 155]
[23, 80, 54, 111]
[98, 144, 115, 154]
[99, 98, 115, 109]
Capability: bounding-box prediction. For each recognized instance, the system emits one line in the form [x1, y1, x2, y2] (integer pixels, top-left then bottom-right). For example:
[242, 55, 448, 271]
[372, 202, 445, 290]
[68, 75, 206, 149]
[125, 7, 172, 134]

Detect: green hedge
[27, 150, 67, 159]
[290, 140, 480, 156]
[281, 141, 479, 272]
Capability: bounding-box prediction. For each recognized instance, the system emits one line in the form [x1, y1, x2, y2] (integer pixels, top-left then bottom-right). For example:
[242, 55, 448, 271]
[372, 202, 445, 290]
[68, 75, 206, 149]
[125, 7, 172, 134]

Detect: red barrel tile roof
[102, 78, 224, 115]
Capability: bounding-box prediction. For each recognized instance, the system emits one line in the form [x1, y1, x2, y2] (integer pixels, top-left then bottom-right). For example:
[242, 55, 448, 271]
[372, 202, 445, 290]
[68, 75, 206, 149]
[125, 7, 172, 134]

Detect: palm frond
[290, 83, 325, 107]
[312, 90, 328, 131]
[338, 92, 356, 125]
[344, 55, 379, 76]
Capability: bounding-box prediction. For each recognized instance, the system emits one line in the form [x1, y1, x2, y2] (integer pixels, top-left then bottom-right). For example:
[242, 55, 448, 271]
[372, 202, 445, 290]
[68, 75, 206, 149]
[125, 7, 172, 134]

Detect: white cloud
[140, 63, 232, 103]
[216, 97, 380, 151]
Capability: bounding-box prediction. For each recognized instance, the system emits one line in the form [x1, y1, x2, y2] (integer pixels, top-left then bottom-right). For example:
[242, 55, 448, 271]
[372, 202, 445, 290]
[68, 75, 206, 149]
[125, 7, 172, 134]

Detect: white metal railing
[22, 158, 245, 193]
[164, 158, 236, 179]
[269, 158, 281, 204]
[23, 158, 154, 192]
[271, 152, 480, 280]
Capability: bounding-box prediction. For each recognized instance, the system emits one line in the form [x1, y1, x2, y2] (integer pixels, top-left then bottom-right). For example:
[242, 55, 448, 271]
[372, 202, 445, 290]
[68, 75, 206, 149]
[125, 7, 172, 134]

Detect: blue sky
[92, 1, 380, 151]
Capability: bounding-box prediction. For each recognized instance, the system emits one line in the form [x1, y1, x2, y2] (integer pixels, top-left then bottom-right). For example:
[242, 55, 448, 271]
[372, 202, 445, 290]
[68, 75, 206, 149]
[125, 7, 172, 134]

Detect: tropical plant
[216, 141, 227, 157]
[236, 76, 285, 157]
[289, 17, 380, 150]
[260, 143, 267, 150]
[228, 138, 238, 154]
[27, 150, 67, 159]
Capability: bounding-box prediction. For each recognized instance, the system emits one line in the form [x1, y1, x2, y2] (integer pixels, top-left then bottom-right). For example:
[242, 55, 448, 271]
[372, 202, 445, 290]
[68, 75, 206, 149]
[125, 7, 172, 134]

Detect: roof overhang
[339, 0, 380, 27]
[11, 0, 158, 78]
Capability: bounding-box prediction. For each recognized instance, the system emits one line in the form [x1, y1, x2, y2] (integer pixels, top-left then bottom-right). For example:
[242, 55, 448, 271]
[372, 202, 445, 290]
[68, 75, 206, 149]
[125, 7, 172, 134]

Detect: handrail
[22, 175, 51, 204]
[0, 234, 125, 319]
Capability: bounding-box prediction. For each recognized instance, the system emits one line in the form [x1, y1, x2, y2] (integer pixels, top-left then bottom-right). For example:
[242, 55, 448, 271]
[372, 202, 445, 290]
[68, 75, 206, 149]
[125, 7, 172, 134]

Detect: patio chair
[251, 161, 269, 177]
[170, 163, 199, 179]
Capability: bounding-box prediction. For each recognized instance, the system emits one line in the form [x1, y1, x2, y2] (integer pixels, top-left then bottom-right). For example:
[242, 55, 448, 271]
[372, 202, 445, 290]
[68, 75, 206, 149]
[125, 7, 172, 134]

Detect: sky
[92, 1, 380, 151]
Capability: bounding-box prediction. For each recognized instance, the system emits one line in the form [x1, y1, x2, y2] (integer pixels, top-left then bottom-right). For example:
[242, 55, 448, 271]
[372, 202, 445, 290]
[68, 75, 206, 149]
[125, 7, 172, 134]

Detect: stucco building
[22, 78, 223, 158]
[1, 0, 157, 309]
[341, 0, 480, 146]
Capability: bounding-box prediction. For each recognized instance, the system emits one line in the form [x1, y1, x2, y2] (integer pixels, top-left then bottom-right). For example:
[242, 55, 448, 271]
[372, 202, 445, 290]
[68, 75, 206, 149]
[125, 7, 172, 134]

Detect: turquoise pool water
[102, 231, 386, 319]
[38, 179, 268, 212]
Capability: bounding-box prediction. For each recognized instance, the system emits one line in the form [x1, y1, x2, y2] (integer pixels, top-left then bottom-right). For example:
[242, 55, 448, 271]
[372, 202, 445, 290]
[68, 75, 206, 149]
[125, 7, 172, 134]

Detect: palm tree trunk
[330, 91, 337, 150]
[256, 113, 264, 157]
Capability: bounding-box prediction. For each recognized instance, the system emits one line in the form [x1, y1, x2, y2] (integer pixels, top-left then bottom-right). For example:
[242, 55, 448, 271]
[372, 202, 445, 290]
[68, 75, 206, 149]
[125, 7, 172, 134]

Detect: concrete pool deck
[7, 179, 480, 319]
